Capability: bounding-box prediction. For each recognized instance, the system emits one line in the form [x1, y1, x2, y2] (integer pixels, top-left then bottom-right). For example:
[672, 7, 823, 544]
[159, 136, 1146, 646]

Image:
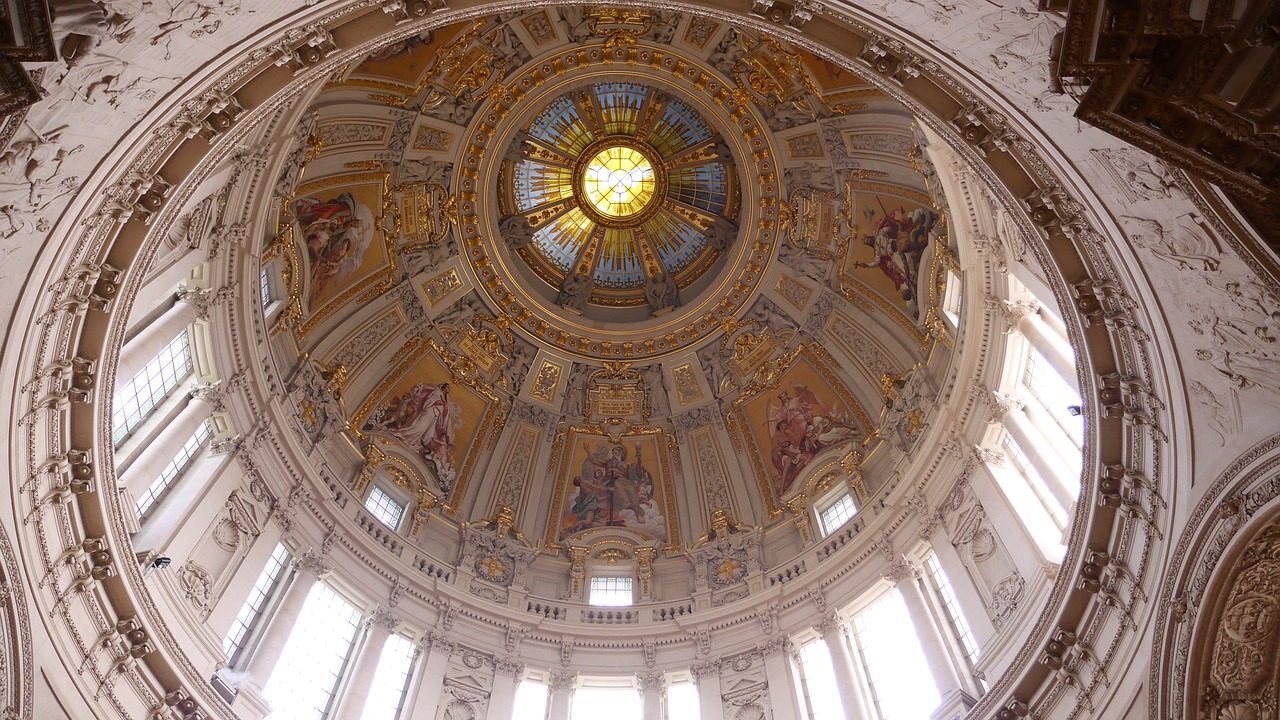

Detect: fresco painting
[352, 24, 466, 84]
[292, 178, 386, 307]
[741, 353, 867, 502]
[359, 351, 489, 494]
[555, 432, 672, 543]
[845, 194, 942, 320]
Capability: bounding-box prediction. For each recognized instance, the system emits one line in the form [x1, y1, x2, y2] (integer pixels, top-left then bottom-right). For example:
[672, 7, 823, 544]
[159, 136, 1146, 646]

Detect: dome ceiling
[267, 8, 958, 538]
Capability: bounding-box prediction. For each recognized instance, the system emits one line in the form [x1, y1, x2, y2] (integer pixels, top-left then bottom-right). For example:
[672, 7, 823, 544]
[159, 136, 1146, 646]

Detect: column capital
[421, 628, 457, 656]
[758, 634, 793, 658]
[365, 607, 400, 633]
[293, 551, 330, 578]
[817, 612, 849, 638]
[638, 671, 666, 692]
[549, 670, 578, 692]
[175, 285, 213, 320]
[691, 659, 721, 680]
[884, 558, 922, 585]
[494, 657, 525, 677]
[190, 382, 225, 412]
[983, 295, 1039, 330]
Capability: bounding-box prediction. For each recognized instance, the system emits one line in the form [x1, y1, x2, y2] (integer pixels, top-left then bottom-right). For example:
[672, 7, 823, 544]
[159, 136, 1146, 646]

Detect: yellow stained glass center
[581, 146, 657, 219]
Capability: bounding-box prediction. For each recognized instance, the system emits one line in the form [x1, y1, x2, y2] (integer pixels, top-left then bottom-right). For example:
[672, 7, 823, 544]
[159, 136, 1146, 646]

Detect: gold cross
[482, 555, 507, 578]
[715, 557, 742, 581]
[906, 409, 923, 433]
[300, 400, 317, 424]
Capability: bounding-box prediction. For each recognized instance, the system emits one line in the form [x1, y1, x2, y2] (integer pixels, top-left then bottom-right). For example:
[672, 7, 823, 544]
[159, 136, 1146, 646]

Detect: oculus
[502, 82, 737, 312]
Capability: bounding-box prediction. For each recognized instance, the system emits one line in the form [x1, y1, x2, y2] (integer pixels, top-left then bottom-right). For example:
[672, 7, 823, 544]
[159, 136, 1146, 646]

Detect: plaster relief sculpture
[1122, 214, 1222, 273]
[150, 0, 246, 60]
[942, 488, 1025, 626]
[1089, 148, 1178, 203]
[645, 269, 679, 313]
[556, 271, 592, 312]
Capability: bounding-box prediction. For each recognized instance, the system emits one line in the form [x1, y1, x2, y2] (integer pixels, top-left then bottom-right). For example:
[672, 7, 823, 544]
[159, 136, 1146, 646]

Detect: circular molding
[0, 1, 1181, 718]
[461, 41, 774, 360]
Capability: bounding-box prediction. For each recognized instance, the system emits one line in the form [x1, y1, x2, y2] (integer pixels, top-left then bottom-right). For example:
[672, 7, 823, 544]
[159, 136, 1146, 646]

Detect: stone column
[243, 553, 328, 688]
[991, 298, 1076, 389]
[487, 659, 525, 720]
[548, 671, 577, 720]
[1016, 311, 1077, 391]
[693, 660, 725, 720]
[761, 638, 800, 720]
[994, 395, 1076, 512]
[885, 560, 961, 698]
[116, 292, 202, 381]
[1020, 396, 1082, 475]
[332, 608, 399, 719]
[818, 614, 868, 720]
[403, 631, 455, 720]
[640, 672, 665, 720]
[118, 390, 213, 500]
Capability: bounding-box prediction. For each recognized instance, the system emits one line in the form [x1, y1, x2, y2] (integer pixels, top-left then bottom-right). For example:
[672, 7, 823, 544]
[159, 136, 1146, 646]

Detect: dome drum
[3, 3, 1265, 720]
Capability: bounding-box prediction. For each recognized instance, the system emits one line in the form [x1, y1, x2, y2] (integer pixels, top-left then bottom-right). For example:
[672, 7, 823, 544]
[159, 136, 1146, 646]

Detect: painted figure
[560, 441, 666, 540]
[765, 385, 861, 497]
[854, 204, 940, 319]
[363, 382, 461, 487]
[294, 192, 376, 299]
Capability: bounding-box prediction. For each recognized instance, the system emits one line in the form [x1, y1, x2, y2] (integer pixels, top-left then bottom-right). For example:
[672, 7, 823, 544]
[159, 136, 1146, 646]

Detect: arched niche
[1187, 509, 1280, 720]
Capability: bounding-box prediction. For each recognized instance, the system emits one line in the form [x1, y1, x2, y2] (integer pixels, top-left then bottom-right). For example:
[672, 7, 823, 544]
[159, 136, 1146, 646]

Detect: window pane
[923, 552, 980, 664]
[264, 584, 361, 720]
[589, 577, 633, 606]
[135, 418, 211, 517]
[851, 590, 941, 720]
[572, 686, 641, 720]
[513, 681, 550, 720]
[820, 492, 857, 536]
[667, 682, 700, 720]
[797, 639, 845, 720]
[261, 267, 272, 310]
[224, 544, 292, 661]
[1023, 348, 1084, 446]
[362, 633, 416, 720]
[112, 329, 194, 444]
[365, 486, 405, 530]
[1002, 434, 1067, 529]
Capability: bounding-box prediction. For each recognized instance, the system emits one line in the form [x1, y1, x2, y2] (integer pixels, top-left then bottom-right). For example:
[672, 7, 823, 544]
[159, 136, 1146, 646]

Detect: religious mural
[354, 343, 498, 497]
[548, 429, 678, 546]
[729, 346, 872, 508]
[842, 192, 942, 321]
[289, 173, 391, 310]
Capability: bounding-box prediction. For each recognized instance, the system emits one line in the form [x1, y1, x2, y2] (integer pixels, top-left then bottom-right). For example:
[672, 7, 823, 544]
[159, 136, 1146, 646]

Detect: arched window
[794, 636, 845, 720]
[364, 633, 417, 720]
[223, 543, 292, 663]
[134, 418, 212, 517]
[513, 679, 551, 720]
[112, 329, 194, 445]
[849, 589, 942, 720]
[263, 583, 362, 719]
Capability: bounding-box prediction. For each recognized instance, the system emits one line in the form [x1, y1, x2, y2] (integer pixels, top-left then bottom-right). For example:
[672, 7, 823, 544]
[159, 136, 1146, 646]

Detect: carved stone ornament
[1198, 521, 1280, 719]
[884, 558, 922, 584]
[687, 511, 763, 591]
